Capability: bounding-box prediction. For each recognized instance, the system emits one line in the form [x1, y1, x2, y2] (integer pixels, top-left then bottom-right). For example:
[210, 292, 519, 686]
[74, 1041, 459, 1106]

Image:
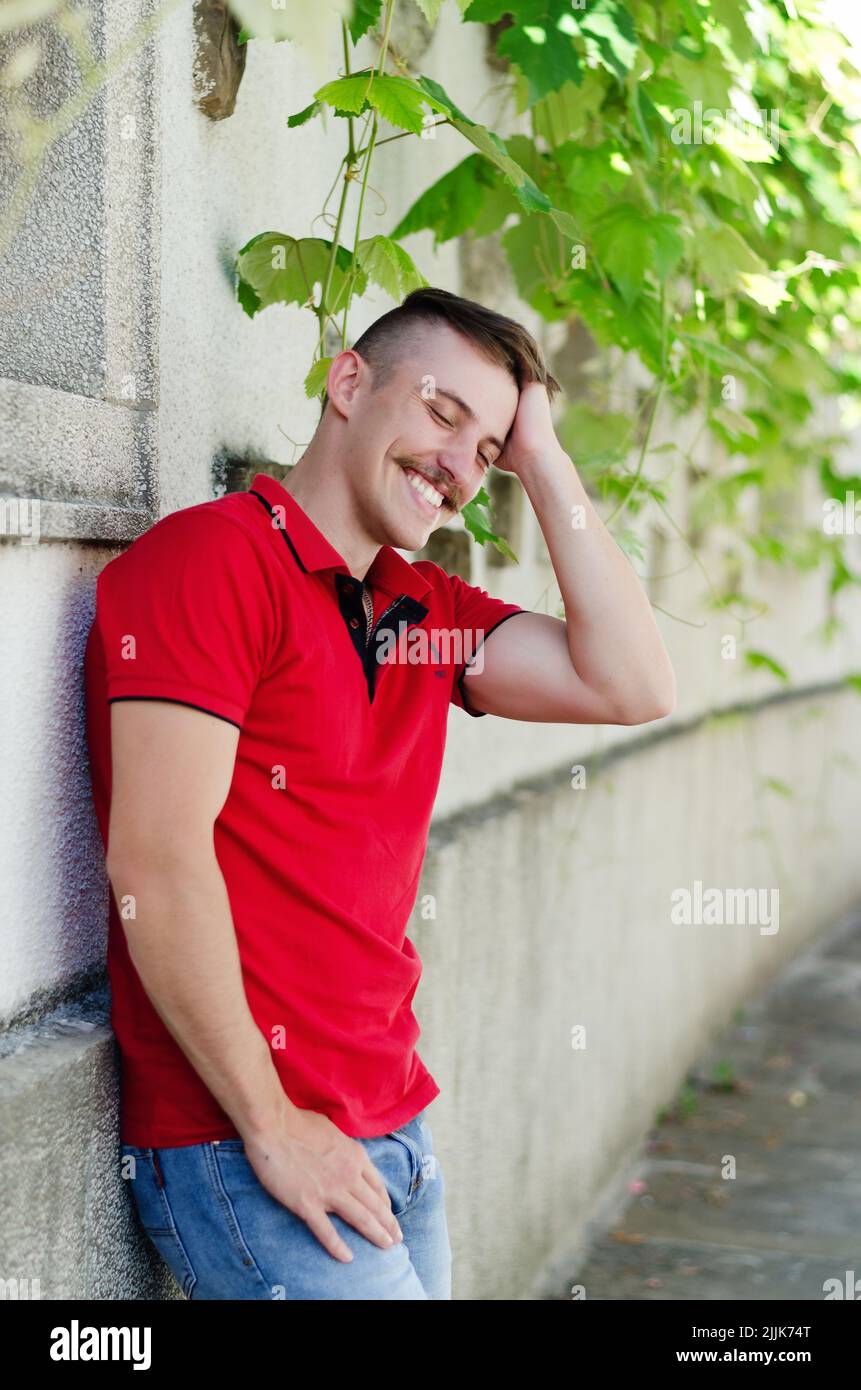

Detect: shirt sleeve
[445, 569, 528, 718]
[95, 508, 276, 729]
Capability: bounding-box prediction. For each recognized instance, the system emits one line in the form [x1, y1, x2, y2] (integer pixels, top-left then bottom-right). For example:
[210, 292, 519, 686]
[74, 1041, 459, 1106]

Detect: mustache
[396, 458, 460, 513]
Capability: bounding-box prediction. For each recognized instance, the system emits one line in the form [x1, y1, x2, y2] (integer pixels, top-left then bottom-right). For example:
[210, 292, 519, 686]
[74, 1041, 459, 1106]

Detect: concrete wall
[2, 1, 861, 1300]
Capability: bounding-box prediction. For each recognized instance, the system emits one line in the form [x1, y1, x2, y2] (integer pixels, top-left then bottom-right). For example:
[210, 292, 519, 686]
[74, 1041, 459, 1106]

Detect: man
[84, 286, 675, 1301]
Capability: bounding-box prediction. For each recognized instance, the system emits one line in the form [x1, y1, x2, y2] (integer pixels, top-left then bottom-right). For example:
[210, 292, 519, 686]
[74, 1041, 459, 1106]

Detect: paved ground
[548, 911, 861, 1300]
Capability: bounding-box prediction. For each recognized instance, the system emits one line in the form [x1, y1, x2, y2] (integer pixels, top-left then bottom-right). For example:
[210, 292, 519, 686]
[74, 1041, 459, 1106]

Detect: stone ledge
[0, 1005, 178, 1299]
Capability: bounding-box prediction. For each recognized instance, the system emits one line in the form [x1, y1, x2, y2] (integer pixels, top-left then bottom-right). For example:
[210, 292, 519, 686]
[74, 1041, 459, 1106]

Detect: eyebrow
[422, 384, 506, 456]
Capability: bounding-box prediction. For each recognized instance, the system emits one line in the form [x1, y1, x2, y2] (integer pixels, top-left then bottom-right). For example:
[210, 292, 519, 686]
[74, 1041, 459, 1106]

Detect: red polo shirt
[84, 471, 527, 1146]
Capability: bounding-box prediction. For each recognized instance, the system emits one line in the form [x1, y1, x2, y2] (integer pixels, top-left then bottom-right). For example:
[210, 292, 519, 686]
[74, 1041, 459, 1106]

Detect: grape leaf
[390, 154, 500, 245]
[412, 0, 443, 23]
[349, 0, 383, 42]
[497, 21, 583, 102]
[315, 72, 432, 134]
[287, 101, 322, 128]
[461, 485, 519, 562]
[305, 357, 333, 399]
[416, 76, 553, 213]
[579, 0, 638, 81]
[745, 650, 789, 682]
[235, 233, 364, 316]
[355, 235, 428, 297]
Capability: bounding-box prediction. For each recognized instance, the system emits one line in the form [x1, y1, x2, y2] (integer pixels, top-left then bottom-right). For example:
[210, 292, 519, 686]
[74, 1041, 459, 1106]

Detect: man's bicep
[106, 700, 240, 870]
[459, 610, 613, 722]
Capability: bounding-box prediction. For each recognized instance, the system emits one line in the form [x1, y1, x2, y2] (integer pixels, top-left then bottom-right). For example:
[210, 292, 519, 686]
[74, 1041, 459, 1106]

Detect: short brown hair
[321, 286, 560, 414]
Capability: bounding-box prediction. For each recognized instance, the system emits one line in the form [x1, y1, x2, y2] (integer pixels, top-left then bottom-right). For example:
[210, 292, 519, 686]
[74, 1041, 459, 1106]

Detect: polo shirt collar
[249, 471, 432, 602]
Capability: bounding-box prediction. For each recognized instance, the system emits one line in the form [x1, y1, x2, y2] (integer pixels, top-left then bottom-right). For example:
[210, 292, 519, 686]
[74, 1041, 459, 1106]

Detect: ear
[325, 350, 365, 419]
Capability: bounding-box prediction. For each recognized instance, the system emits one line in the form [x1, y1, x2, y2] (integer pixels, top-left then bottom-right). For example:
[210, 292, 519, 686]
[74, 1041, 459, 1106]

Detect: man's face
[342, 324, 521, 552]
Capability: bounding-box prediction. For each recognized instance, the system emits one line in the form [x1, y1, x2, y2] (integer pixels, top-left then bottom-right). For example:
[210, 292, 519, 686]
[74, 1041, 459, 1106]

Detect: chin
[388, 519, 435, 553]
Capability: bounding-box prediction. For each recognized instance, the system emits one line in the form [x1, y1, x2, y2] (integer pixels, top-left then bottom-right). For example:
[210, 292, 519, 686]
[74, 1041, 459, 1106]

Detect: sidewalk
[547, 909, 861, 1300]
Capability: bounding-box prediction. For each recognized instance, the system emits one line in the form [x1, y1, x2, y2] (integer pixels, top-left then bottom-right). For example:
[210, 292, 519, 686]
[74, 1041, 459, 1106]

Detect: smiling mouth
[401, 465, 455, 517]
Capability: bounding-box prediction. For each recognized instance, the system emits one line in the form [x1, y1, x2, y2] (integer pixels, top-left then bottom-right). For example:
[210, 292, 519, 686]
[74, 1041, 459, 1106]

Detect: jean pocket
[397, 1116, 439, 1189]
[358, 1128, 420, 1218]
[120, 1145, 198, 1299]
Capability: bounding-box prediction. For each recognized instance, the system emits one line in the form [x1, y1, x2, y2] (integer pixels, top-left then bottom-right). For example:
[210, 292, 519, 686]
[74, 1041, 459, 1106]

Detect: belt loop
[152, 1150, 165, 1188]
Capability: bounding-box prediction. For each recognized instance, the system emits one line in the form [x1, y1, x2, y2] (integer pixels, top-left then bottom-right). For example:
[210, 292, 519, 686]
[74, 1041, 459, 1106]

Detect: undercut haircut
[319, 286, 560, 416]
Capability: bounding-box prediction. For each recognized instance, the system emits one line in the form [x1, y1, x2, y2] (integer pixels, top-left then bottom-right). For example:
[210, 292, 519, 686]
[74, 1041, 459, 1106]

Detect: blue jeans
[120, 1107, 452, 1300]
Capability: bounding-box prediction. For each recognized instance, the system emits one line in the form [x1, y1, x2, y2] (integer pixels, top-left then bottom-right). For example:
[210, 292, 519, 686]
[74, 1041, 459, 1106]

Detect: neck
[282, 428, 380, 581]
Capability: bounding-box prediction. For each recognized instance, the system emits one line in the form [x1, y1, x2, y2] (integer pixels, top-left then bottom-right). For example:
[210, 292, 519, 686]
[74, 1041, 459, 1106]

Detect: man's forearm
[519, 447, 676, 720]
[106, 847, 297, 1142]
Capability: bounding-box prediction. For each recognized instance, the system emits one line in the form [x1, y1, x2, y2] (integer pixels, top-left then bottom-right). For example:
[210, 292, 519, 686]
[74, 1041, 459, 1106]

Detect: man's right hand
[242, 1109, 404, 1262]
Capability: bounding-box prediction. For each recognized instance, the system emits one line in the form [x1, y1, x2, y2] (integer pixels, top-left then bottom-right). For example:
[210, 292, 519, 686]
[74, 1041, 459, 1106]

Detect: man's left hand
[494, 381, 566, 479]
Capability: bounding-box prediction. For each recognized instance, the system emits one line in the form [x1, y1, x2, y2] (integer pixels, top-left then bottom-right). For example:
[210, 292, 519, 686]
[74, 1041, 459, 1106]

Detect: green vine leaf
[314, 72, 377, 115]
[356, 235, 429, 297]
[591, 204, 650, 307]
[453, 122, 552, 213]
[467, 0, 636, 98]
[349, 0, 383, 43]
[590, 204, 685, 306]
[315, 72, 433, 134]
[532, 71, 607, 142]
[390, 154, 505, 245]
[304, 357, 334, 399]
[496, 17, 584, 102]
[235, 233, 365, 317]
[710, 405, 760, 444]
[675, 331, 771, 388]
[461, 1, 519, 22]
[501, 214, 565, 306]
[698, 224, 767, 295]
[579, 0, 638, 81]
[412, 0, 443, 24]
[647, 213, 686, 279]
[287, 100, 323, 128]
[461, 486, 519, 562]
[745, 650, 790, 683]
[415, 75, 552, 213]
[369, 74, 435, 134]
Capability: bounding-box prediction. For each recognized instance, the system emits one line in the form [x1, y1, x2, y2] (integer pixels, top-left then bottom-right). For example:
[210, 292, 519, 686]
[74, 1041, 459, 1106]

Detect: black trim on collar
[250, 488, 308, 572]
[335, 571, 429, 703]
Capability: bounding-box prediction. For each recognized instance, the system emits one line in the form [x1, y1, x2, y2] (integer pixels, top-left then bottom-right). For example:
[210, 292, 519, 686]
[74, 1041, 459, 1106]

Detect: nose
[434, 449, 478, 506]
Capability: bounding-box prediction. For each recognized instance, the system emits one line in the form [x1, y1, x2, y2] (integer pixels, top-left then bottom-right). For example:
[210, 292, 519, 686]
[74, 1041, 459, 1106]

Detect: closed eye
[428, 404, 453, 429]
[428, 403, 492, 470]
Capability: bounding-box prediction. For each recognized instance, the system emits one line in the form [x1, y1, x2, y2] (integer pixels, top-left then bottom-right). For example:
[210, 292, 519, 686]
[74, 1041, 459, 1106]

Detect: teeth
[405, 467, 444, 509]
